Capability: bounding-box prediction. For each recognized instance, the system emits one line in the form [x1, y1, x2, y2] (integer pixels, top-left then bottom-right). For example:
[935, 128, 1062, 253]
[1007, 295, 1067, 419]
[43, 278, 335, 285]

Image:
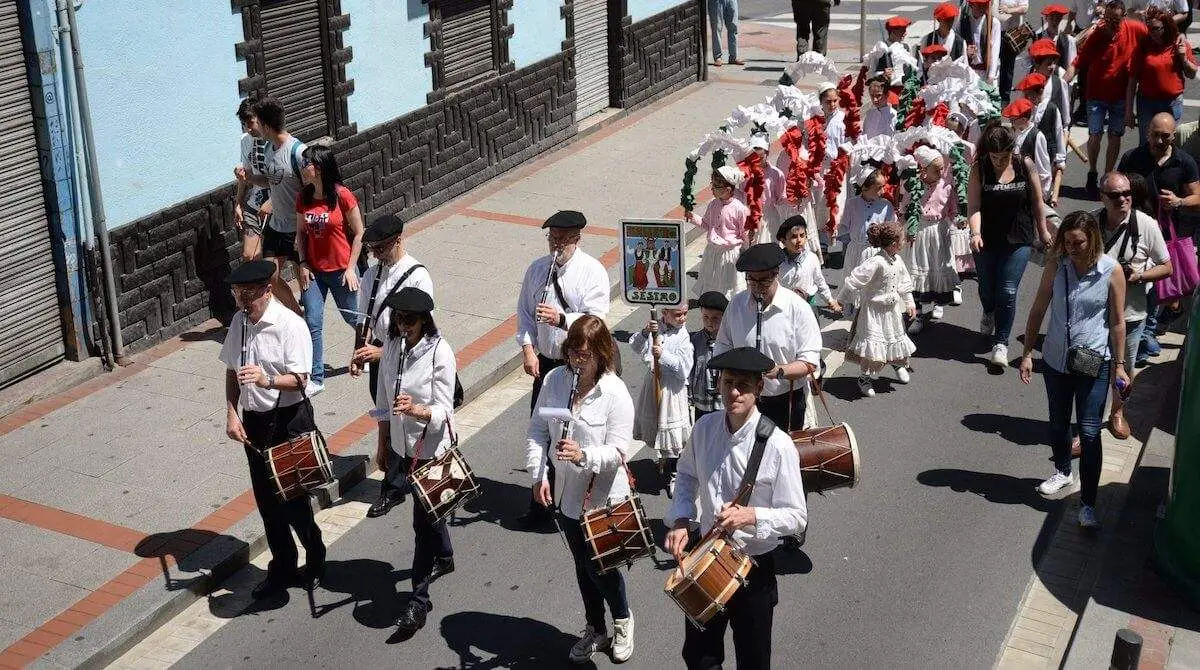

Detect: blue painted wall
[509, 0, 565, 68]
[74, 1, 244, 230]
[343, 0, 432, 130]
[629, 0, 689, 21]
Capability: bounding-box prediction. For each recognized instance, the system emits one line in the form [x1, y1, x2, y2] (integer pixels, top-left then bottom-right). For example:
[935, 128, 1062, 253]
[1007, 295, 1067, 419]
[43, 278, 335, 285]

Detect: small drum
[264, 432, 334, 503]
[409, 446, 480, 523]
[1003, 23, 1035, 53]
[789, 422, 861, 493]
[581, 494, 656, 574]
[664, 530, 754, 629]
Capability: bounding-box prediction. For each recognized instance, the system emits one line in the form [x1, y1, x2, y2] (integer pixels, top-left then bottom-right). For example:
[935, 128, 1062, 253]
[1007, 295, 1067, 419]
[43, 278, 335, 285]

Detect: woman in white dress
[630, 305, 693, 496]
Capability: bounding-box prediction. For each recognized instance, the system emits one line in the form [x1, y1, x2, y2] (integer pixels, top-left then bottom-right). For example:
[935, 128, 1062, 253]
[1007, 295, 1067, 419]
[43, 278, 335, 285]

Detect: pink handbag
[1155, 212, 1199, 302]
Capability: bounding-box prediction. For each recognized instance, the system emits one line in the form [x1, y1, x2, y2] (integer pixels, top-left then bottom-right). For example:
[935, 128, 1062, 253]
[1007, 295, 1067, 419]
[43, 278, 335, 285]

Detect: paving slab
[0, 519, 138, 593]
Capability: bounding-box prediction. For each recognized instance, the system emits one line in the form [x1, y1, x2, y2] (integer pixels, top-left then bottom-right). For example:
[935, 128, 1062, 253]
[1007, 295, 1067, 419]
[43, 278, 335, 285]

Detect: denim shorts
[1087, 99, 1126, 137]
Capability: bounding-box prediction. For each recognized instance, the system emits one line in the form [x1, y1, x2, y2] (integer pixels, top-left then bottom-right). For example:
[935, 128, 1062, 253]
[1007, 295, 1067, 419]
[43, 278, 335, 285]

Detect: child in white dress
[688, 166, 750, 300]
[839, 222, 917, 398]
[839, 168, 896, 314]
[630, 305, 693, 496]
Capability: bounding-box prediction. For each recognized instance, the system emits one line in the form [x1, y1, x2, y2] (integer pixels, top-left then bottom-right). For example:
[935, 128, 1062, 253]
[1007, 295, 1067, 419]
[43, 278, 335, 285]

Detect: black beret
[735, 243, 787, 272]
[776, 215, 808, 241]
[363, 213, 405, 244]
[707, 347, 775, 374]
[542, 210, 587, 229]
[225, 259, 275, 285]
[383, 287, 435, 313]
[697, 291, 729, 311]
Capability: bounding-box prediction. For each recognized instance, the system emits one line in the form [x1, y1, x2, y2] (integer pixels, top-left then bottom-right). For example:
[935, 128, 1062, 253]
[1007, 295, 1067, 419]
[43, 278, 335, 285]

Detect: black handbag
[1060, 264, 1108, 378]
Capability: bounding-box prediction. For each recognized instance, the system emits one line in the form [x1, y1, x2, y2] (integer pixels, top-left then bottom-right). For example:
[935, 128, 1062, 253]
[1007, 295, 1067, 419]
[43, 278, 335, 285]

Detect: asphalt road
[172, 5, 1197, 669]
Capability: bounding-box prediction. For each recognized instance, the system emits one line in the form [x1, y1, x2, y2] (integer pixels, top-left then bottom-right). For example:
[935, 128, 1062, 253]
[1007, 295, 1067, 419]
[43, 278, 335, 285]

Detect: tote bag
[1155, 210, 1199, 302]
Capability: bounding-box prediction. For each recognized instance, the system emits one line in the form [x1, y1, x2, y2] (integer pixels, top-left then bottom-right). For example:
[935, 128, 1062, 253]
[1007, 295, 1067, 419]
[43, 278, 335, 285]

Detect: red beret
[921, 43, 949, 57]
[885, 16, 913, 30]
[1003, 98, 1035, 118]
[967, 0, 990, 6]
[1029, 38, 1061, 59]
[1016, 73, 1048, 90]
[933, 2, 959, 20]
[1042, 4, 1071, 15]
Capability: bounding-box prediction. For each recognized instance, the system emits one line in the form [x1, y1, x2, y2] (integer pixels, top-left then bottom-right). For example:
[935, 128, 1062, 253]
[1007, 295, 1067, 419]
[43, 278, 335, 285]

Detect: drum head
[840, 422, 861, 488]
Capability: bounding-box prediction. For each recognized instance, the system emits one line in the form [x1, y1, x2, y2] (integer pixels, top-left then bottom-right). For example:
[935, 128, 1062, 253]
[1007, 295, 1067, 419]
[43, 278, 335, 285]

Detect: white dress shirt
[219, 297, 313, 413]
[526, 368, 635, 520]
[824, 110, 847, 161]
[374, 334, 457, 459]
[357, 254, 435, 342]
[665, 409, 808, 557]
[1033, 95, 1067, 169]
[862, 105, 897, 140]
[966, 14, 1003, 85]
[516, 249, 610, 360]
[715, 287, 823, 397]
[1014, 125, 1053, 196]
[779, 250, 833, 304]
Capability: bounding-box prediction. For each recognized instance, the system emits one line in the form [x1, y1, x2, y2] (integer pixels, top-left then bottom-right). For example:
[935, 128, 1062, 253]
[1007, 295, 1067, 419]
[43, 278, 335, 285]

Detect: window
[237, 0, 354, 140]
[429, 0, 512, 92]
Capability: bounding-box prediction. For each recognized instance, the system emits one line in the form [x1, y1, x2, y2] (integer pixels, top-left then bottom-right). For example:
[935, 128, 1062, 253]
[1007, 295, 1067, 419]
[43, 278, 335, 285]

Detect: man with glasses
[1117, 113, 1199, 366]
[515, 210, 610, 527]
[1094, 172, 1173, 440]
[350, 213, 434, 518]
[220, 260, 325, 598]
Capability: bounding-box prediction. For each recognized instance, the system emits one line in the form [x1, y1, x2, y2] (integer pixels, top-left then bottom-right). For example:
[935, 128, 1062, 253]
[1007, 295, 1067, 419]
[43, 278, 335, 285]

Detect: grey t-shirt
[1099, 209, 1170, 322]
[263, 136, 307, 233]
[238, 133, 270, 213]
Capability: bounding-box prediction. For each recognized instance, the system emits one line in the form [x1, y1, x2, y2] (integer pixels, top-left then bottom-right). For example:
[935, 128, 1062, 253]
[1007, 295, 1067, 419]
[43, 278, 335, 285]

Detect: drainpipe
[63, 0, 127, 365]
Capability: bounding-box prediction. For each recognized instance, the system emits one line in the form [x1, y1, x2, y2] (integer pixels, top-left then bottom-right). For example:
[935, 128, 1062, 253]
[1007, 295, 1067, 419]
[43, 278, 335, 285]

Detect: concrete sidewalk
[0, 22, 858, 669]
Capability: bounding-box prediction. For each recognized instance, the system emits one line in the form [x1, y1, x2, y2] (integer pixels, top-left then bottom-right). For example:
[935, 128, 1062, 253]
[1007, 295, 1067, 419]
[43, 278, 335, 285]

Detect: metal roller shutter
[574, 0, 609, 121]
[0, 0, 65, 384]
[261, 0, 330, 140]
[440, 0, 497, 87]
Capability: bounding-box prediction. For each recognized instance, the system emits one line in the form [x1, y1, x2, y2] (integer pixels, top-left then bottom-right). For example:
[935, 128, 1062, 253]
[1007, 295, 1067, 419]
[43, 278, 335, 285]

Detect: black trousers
[999, 39, 1017, 103]
[682, 551, 778, 670]
[409, 458, 453, 606]
[756, 387, 806, 432]
[243, 405, 325, 577]
[527, 355, 566, 515]
[791, 0, 831, 56]
[559, 511, 630, 632]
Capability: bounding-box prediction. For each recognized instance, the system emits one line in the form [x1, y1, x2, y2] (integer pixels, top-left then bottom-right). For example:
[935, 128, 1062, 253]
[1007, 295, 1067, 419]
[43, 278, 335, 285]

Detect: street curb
[39, 84, 712, 670]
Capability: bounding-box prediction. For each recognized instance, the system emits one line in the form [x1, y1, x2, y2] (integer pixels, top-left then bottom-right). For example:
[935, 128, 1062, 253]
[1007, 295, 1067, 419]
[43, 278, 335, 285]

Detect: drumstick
[1066, 136, 1089, 164]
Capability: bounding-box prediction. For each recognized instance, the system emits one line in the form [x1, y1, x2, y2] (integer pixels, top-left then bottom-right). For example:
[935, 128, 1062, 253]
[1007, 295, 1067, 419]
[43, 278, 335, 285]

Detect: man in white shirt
[515, 210, 610, 524]
[219, 260, 324, 599]
[964, 0, 1004, 87]
[349, 213, 435, 518]
[664, 346, 807, 670]
[1095, 171, 1173, 438]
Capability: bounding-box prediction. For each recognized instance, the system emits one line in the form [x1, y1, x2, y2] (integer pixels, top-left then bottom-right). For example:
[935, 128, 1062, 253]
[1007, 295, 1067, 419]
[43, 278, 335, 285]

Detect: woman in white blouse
[374, 287, 457, 634]
[526, 314, 637, 665]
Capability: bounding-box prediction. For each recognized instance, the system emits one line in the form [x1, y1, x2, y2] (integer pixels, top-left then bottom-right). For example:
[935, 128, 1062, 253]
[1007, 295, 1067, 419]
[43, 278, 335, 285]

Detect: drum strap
[732, 415, 777, 507]
[581, 448, 638, 511]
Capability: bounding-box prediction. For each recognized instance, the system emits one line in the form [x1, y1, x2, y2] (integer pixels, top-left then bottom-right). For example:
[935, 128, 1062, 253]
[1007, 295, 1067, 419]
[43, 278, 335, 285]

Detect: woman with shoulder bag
[295, 144, 364, 395]
[1018, 211, 1129, 529]
[373, 287, 458, 634]
[526, 315, 637, 665]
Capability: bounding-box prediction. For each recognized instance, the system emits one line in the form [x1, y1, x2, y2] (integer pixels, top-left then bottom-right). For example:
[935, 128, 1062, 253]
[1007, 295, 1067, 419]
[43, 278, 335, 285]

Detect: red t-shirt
[296, 184, 358, 273]
[1132, 39, 1197, 100]
[1074, 20, 1148, 102]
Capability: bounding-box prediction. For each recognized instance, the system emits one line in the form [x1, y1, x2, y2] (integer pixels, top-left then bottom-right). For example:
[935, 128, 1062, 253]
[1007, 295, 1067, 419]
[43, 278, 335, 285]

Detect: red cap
[921, 43, 949, 58]
[1016, 73, 1048, 91]
[1042, 4, 1071, 15]
[1029, 38, 1061, 60]
[885, 16, 913, 30]
[967, 0, 990, 6]
[933, 2, 959, 20]
[1003, 98, 1035, 118]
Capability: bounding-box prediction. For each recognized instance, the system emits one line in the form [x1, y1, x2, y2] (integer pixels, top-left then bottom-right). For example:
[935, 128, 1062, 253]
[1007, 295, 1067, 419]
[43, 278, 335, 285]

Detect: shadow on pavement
[179, 324, 227, 344]
[435, 611, 584, 669]
[961, 413, 1050, 447]
[310, 558, 411, 627]
[910, 321, 990, 370]
[135, 529, 247, 592]
[456, 476, 556, 534]
[205, 564, 293, 618]
[917, 469, 1058, 512]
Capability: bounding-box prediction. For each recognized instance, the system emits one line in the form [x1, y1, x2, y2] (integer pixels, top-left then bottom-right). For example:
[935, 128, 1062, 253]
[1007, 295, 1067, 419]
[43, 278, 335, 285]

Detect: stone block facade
[610, 0, 701, 111]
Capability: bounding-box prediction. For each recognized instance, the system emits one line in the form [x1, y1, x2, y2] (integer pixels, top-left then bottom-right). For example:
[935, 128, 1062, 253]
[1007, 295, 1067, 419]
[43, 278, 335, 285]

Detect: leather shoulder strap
[733, 414, 776, 506]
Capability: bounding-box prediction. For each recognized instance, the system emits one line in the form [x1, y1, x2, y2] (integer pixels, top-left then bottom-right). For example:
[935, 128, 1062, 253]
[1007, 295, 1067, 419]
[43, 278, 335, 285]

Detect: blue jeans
[558, 512, 630, 633]
[1043, 363, 1110, 507]
[973, 244, 1032, 346]
[1087, 99, 1127, 137]
[1136, 95, 1184, 145]
[709, 0, 738, 61]
[300, 268, 359, 384]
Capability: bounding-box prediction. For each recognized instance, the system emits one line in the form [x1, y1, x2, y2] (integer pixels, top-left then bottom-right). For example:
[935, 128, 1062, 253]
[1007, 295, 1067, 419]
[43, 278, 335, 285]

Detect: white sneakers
[857, 375, 875, 397]
[612, 614, 634, 663]
[951, 288, 963, 306]
[1078, 505, 1101, 529]
[1037, 470, 1075, 495]
[666, 473, 676, 499]
[894, 365, 911, 384]
[989, 344, 1009, 367]
[305, 380, 325, 397]
[980, 312, 995, 336]
[931, 305, 945, 320]
[570, 626, 611, 664]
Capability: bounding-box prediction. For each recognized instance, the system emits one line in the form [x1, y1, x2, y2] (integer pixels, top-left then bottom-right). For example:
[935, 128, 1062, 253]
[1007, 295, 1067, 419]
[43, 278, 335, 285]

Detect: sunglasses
[367, 237, 398, 252]
[1102, 190, 1133, 199]
[394, 311, 423, 325]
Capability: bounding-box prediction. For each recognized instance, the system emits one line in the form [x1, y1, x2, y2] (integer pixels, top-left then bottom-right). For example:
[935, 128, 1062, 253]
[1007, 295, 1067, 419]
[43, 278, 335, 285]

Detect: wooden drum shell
[664, 534, 753, 629]
[265, 433, 333, 503]
[410, 447, 480, 523]
[789, 422, 861, 494]
[581, 494, 655, 574]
